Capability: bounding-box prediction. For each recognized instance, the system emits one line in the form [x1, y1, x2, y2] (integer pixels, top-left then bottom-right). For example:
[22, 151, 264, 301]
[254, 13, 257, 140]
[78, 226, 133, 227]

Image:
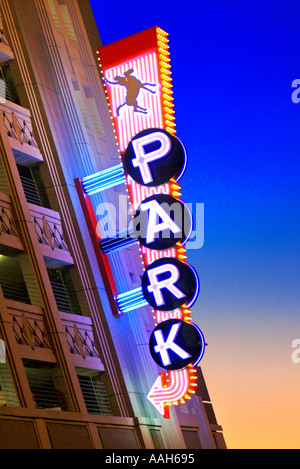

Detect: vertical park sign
[76, 27, 205, 419]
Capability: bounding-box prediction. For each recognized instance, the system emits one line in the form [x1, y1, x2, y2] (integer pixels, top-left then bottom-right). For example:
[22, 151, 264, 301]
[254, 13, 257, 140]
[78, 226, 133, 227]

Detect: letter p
[131, 131, 171, 184]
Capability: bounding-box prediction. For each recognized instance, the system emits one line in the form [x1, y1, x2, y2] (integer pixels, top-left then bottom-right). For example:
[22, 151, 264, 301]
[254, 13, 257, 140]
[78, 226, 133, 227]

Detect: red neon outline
[98, 27, 158, 71]
[74, 178, 121, 317]
[147, 369, 191, 418]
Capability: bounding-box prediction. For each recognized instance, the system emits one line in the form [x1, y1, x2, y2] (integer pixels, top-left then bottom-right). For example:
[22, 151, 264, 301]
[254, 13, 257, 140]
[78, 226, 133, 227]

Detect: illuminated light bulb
[178, 254, 187, 260]
[163, 95, 174, 101]
[164, 104, 174, 110]
[160, 63, 171, 70]
[159, 52, 170, 58]
[164, 105, 174, 111]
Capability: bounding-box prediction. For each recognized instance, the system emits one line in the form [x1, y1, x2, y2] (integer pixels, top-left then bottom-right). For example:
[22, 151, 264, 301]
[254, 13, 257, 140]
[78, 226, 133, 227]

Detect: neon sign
[75, 27, 205, 419]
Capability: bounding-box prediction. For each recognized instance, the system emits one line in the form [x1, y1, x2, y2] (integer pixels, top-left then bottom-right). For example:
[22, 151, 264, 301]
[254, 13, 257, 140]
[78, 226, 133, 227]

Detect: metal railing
[19, 174, 43, 206]
[77, 373, 112, 415]
[0, 271, 30, 304]
[23, 360, 71, 411]
[50, 280, 81, 315]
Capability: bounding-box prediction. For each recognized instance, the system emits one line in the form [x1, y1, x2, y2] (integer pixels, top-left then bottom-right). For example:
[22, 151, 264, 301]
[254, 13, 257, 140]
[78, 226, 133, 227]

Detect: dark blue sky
[89, 0, 300, 448]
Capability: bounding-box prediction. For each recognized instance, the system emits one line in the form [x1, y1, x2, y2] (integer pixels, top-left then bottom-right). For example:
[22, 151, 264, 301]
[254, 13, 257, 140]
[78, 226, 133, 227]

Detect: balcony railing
[60, 312, 104, 371]
[29, 203, 74, 269]
[8, 300, 51, 352]
[0, 192, 24, 254]
[0, 100, 43, 166]
[6, 296, 104, 373]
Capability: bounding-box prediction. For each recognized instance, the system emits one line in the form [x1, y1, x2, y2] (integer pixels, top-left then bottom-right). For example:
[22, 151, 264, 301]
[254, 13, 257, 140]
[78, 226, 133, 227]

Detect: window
[0, 362, 19, 407]
[17, 164, 50, 208]
[0, 255, 30, 304]
[0, 63, 20, 105]
[47, 0, 77, 42]
[48, 268, 81, 315]
[76, 368, 112, 415]
[57, 0, 77, 42]
[83, 86, 104, 135]
[23, 359, 72, 411]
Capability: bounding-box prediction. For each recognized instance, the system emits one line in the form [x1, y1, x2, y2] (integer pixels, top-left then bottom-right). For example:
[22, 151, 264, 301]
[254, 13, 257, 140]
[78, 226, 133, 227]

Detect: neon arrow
[147, 368, 196, 419]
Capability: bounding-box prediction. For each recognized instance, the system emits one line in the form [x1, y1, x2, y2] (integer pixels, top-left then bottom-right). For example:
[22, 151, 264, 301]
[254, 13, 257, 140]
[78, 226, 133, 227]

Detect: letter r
[147, 263, 185, 307]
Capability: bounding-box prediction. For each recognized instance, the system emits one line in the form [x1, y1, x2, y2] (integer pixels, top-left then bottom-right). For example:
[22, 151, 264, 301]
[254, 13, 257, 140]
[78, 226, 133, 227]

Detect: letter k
[153, 323, 191, 367]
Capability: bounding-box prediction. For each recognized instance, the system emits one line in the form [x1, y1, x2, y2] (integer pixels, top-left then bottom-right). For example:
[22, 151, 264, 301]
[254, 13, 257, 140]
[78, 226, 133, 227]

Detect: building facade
[0, 0, 226, 449]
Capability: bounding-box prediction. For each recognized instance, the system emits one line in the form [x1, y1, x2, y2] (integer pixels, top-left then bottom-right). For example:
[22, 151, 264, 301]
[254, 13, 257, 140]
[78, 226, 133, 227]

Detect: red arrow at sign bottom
[147, 368, 195, 418]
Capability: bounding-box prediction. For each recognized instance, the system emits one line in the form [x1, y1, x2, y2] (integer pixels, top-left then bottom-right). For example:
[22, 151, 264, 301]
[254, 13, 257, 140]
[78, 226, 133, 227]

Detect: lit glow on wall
[81, 164, 126, 195]
[99, 228, 137, 254]
[116, 287, 148, 313]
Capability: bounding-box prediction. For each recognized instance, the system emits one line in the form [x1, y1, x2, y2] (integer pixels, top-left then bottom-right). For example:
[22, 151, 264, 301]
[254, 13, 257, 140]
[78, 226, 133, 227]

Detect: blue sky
[89, 0, 300, 448]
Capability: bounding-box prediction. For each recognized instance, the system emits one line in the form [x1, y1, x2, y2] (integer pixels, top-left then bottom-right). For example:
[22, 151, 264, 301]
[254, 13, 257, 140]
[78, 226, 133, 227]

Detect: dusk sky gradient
[89, 0, 300, 449]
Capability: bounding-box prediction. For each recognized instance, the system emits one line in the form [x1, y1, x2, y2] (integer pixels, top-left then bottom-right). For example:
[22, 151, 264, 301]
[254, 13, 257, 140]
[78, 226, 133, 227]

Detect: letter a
[140, 199, 181, 244]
